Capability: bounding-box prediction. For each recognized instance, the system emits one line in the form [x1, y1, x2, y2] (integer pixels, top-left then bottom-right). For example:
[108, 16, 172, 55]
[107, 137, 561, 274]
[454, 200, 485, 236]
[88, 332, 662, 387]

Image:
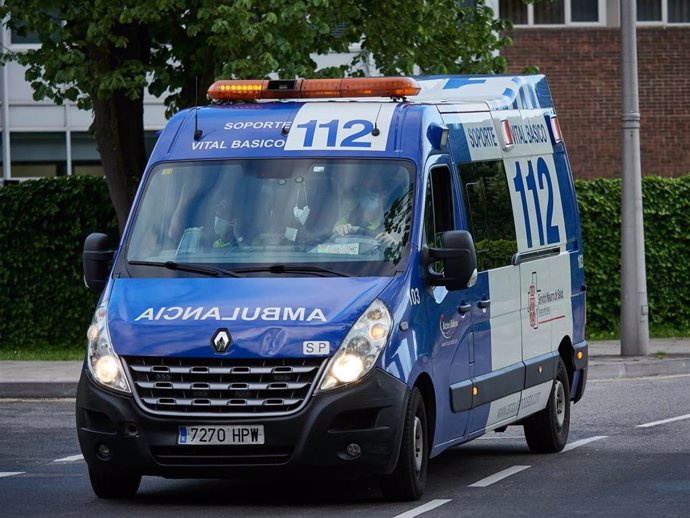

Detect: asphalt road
[1, 374, 689, 518]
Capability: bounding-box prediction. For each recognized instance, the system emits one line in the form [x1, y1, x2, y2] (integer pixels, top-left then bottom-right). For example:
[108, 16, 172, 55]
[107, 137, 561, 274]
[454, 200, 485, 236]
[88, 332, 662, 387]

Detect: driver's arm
[375, 231, 401, 247]
[333, 223, 360, 236]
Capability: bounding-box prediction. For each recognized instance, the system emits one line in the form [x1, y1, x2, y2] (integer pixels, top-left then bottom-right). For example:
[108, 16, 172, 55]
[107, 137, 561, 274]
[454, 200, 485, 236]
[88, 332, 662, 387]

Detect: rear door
[498, 109, 571, 418]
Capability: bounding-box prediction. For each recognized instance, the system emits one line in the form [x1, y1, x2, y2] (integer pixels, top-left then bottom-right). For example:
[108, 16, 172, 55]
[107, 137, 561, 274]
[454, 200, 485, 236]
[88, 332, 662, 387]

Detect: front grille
[152, 445, 293, 466]
[125, 356, 326, 416]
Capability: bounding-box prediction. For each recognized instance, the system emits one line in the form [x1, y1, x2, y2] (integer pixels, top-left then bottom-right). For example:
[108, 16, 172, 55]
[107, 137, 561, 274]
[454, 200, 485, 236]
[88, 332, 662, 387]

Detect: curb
[0, 382, 77, 399]
[588, 356, 690, 380]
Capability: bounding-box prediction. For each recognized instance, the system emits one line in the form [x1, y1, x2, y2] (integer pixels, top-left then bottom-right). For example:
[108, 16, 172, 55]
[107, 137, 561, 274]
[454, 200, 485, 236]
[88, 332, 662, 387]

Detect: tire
[88, 469, 141, 499]
[380, 387, 428, 501]
[524, 357, 570, 453]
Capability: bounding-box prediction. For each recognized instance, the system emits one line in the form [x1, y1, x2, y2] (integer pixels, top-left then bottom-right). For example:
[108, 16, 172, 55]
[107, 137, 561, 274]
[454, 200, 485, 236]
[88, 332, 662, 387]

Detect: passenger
[211, 198, 244, 248]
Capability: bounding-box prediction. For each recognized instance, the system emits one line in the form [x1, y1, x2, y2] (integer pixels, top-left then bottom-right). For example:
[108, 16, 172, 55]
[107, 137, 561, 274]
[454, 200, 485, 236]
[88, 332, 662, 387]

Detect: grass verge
[0, 345, 83, 361]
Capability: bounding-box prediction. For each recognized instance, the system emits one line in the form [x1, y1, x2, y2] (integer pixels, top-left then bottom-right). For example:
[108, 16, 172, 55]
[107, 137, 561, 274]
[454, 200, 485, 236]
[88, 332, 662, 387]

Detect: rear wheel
[524, 357, 570, 453]
[380, 387, 428, 501]
[88, 469, 141, 499]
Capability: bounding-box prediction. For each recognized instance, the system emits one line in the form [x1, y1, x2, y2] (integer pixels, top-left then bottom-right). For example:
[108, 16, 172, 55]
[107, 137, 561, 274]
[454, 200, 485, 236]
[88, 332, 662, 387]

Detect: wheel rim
[554, 379, 566, 429]
[413, 415, 424, 473]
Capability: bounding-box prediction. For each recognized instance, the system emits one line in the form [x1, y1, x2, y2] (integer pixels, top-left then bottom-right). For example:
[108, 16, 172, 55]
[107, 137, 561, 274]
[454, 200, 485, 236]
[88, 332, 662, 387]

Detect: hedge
[0, 175, 689, 352]
[0, 177, 118, 353]
[576, 176, 690, 337]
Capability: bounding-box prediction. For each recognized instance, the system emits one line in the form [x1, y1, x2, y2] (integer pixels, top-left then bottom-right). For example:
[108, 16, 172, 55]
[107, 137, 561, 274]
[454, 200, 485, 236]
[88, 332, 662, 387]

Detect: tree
[1, 0, 512, 232]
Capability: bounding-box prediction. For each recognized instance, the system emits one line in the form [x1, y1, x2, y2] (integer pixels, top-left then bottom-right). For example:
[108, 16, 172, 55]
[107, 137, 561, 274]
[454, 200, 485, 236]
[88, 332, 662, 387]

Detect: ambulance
[78, 75, 587, 501]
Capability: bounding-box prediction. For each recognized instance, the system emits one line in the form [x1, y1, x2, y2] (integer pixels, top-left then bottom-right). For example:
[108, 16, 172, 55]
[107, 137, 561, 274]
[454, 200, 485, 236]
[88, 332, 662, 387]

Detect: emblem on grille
[211, 328, 232, 353]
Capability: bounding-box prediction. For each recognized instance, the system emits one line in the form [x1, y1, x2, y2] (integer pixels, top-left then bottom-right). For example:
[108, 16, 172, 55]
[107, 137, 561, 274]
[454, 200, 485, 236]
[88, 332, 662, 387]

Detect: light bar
[208, 77, 421, 101]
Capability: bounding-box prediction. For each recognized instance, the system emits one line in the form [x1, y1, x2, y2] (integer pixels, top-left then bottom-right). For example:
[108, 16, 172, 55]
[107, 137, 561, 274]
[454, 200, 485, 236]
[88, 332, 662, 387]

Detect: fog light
[346, 443, 361, 458]
[97, 443, 112, 460]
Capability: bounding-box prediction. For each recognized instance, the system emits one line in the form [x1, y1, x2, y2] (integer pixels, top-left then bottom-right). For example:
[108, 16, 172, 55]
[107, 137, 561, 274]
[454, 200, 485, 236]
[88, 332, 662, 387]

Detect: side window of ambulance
[424, 166, 455, 272]
[457, 161, 517, 271]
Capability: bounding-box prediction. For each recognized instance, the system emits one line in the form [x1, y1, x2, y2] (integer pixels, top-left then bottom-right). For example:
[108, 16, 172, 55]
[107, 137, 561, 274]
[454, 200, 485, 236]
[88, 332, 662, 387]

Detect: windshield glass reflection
[126, 159, 415, 277]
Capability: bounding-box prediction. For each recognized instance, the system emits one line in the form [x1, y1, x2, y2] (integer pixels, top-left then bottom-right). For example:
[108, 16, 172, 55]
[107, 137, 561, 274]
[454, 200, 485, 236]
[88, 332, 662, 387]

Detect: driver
[332, 174, 401, 248]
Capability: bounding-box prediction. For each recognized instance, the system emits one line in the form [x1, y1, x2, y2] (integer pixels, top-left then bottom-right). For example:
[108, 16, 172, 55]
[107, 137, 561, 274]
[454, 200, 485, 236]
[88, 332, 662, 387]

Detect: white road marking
[637, 413, 690, 428]
[477, 436, 524, 440]
[0, 472, 24, 478]
[561, 435, 608, 452]
[469, 465, 530, 488]
[393, 499, 452, 518]
[53, 454, 84, 463]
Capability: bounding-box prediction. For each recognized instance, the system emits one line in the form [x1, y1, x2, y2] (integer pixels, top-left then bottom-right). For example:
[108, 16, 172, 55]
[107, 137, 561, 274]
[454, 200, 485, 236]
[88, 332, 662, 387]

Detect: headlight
[86, 305, 131, 393]
[319, 299, 393, 392]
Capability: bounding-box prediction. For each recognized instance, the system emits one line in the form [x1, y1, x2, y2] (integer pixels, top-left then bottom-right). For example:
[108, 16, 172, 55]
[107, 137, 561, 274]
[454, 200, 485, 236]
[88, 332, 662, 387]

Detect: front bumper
[76, 367, 409, 479]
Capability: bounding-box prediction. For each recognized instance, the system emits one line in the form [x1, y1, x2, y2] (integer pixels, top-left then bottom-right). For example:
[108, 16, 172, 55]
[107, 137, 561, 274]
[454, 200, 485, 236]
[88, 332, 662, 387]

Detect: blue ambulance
[78, 75, 587, 501]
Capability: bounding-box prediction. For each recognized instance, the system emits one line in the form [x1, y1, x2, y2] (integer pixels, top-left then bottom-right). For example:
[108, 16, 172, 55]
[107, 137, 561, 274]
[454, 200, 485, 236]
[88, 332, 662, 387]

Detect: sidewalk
[1, 339, 689, 398]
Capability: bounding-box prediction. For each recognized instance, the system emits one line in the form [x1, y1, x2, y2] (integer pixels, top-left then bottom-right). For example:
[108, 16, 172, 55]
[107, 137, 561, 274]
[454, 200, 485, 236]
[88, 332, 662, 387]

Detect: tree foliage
[1, 1, 512, 230]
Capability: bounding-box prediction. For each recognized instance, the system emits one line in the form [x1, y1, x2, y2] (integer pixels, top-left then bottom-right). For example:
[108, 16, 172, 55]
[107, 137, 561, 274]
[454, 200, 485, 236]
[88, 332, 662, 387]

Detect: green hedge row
[0, 175, 688, 352]
[576, 176, 690, 337]
[0, 177, 118, 354]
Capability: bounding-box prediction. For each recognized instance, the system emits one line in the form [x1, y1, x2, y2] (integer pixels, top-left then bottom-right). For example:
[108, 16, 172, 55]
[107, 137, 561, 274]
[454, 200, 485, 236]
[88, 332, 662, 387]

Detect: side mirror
[426, 230, 477, 291]
[83, 233, 114, 293]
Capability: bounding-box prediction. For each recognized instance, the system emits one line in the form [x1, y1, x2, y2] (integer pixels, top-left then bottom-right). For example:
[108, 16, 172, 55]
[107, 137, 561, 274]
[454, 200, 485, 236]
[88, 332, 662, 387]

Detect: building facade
[2, 1, 689, 182]
[0, 25, 166, 183]
[497, 0, 690, 179]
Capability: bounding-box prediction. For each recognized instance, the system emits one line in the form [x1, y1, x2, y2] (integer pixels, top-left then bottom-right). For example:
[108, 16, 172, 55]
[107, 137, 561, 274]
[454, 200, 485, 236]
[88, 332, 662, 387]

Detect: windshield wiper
[231, 264, 351, 277]
[128, 260, 245, 278]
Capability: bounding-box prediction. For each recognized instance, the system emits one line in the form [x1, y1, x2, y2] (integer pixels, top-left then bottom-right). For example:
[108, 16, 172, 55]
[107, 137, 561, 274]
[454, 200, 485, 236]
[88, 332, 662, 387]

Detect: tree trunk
[91, 93, 148, 234]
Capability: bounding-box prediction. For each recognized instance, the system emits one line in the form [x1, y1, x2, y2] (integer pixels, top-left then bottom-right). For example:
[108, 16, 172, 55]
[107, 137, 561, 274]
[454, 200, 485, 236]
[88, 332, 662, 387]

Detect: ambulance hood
[106, 277, 393, 358]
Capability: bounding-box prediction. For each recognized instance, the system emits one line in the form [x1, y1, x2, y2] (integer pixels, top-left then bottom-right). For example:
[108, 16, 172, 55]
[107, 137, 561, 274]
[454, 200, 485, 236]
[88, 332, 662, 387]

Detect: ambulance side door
[422, 163, 475, 445]
[456, 159, 523, 434]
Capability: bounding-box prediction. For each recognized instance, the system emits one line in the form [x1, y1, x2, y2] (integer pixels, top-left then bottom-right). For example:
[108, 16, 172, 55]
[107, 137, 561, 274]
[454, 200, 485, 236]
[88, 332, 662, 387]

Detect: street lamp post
[620, 0, 649, 356]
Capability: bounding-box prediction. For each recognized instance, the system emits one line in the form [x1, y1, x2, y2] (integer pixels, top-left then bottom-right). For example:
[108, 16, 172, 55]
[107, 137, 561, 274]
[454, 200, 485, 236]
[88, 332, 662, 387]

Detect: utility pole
[620, 0, 649, 356]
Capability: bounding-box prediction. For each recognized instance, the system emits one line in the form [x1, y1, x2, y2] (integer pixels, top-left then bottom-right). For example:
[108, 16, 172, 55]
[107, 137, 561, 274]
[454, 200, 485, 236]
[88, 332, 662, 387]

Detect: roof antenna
[371, 104, 382, 136]
[193, 77, 203, 141]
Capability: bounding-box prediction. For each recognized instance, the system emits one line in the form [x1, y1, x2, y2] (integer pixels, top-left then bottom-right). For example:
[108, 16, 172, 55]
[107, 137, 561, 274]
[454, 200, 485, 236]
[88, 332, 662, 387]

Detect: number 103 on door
[509, 156, 565, 251]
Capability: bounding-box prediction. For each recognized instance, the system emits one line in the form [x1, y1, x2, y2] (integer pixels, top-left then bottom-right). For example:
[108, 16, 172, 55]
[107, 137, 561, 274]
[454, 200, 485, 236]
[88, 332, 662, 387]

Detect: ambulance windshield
[125, 159, 414, 277]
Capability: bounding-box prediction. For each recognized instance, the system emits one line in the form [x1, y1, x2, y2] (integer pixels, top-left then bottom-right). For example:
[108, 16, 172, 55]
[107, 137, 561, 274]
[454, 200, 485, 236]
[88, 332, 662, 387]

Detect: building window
[669, 0, 690, 21]
[638, 0, 663, 20]
[534, 0, 565, 24]
[10, 29, 41, 45]
[637, 0, 690, 22]
[499, 0, 602, 26]
[572, 0, 600, 22]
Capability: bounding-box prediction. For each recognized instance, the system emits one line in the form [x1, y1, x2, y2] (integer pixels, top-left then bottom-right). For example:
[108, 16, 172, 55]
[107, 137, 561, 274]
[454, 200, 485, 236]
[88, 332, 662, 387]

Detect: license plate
[178, 425, 265, 445]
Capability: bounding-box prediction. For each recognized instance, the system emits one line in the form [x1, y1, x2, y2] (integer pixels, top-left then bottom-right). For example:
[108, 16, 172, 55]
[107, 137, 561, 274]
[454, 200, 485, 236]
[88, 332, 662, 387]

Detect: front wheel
[380, 387, 428, 501]
[88, 469, 141, 499]
[524, 357, 570, 453]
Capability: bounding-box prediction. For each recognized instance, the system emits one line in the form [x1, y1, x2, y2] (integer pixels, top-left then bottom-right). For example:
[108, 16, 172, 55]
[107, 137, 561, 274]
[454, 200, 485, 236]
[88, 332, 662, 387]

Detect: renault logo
[211, 328, 232, 353]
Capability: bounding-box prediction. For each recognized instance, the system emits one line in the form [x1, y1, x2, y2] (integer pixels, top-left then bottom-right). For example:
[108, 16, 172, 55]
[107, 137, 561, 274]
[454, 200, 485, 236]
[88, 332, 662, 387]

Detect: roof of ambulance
[150, 75, 555, 162]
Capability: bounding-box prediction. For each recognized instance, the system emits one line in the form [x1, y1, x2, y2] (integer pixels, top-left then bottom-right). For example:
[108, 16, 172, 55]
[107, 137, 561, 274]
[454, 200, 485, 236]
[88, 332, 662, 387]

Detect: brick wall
[502, 28, 690, 179]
